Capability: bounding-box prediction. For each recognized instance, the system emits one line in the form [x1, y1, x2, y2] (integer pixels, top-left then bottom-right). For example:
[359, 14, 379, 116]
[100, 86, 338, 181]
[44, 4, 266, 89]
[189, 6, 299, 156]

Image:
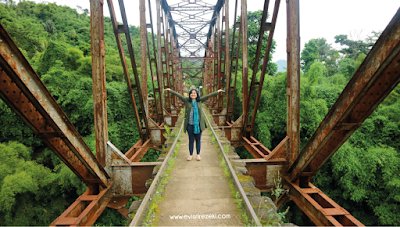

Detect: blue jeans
[187, 124, 202, 155]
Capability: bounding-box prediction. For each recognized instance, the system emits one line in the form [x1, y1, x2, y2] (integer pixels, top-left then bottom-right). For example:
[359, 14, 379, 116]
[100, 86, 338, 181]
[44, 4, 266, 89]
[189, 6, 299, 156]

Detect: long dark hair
[188, 89, 201, 102]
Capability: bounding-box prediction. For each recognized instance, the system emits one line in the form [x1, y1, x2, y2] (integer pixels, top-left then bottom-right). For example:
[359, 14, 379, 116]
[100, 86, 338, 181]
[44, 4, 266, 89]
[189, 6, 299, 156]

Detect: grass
[202, 106, 289, 226]
[142, 139, 181, 226]
[202, 108, 251, 226]
[141, 111, 184, 226]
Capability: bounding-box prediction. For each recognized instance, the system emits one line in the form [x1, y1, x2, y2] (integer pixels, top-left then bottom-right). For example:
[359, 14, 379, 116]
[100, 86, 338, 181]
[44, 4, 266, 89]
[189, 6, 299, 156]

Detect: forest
[0, 0, 399, 226]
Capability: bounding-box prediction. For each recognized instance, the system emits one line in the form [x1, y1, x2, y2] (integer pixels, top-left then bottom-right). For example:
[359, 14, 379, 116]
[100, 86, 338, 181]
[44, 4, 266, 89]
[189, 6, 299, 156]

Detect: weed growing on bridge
[163, 125, 171, 140]
[261, 171, 290, 226]
[142, 115, 184, 226]
[223, 144, 230, 154]
[142, 143, 181, 226]
[203, 107, 253, 225]
[218, 151, 250, 225]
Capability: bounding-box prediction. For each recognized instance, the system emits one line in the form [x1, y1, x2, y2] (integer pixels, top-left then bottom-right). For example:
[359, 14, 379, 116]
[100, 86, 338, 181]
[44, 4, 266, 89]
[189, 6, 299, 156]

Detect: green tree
[354, 53, 366, 69]
[300, 39, 319, 73]
[334, 34, 371, 60]
[0, 141, 85, 225]
[337, 58, 356, 81]
[36, 41, 68, 75]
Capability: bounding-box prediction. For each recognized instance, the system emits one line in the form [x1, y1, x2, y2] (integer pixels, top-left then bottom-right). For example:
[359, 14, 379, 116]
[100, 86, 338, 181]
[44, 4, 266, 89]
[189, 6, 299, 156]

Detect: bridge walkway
[146, 128, 243, 226]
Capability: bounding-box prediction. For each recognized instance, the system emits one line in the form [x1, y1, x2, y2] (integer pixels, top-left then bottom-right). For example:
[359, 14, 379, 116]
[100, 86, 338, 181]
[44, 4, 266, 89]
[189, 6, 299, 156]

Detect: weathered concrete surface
[155, 129, 243, 226]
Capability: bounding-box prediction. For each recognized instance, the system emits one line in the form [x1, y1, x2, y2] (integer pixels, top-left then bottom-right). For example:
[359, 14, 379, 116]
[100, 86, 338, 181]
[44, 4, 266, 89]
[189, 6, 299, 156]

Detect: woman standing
[164, 88, 224, 161]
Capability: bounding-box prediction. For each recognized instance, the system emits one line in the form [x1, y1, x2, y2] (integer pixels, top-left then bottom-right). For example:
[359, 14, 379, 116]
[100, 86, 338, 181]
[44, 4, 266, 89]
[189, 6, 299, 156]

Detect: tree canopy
[0, 0, 399, 226]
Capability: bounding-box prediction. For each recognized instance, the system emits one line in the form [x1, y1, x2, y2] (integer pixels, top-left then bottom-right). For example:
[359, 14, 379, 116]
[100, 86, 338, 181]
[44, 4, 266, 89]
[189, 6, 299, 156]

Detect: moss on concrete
[237, 174, 255, 184]
[243, 186, 261, 197]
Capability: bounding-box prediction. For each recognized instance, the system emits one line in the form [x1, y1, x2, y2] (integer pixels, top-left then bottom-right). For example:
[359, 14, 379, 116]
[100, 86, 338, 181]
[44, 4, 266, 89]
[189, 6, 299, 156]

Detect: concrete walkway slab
[155, 128, 243, 226]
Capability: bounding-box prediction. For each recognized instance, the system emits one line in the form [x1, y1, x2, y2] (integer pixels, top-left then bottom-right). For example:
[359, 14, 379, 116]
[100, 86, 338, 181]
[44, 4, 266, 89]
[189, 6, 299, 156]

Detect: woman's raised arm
[200, 89, 225, 102]
[164, 88, 186, 102]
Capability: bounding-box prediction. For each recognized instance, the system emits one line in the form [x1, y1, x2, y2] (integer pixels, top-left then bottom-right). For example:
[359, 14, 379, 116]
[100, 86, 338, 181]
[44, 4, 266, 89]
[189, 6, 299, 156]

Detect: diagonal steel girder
[289, 8, 400, 181]
[0, 23, 110, 188]
[243, 0, 281, 138]
[106, 0, 150, 139]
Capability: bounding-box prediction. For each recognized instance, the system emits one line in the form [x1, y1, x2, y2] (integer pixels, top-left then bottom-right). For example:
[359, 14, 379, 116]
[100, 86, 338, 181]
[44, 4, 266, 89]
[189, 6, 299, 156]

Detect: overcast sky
[30, 0, 399, 61]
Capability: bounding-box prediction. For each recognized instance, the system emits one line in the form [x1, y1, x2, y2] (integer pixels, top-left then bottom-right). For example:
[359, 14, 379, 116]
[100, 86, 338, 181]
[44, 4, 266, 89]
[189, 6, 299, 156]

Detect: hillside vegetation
[0, 1, 399, 226]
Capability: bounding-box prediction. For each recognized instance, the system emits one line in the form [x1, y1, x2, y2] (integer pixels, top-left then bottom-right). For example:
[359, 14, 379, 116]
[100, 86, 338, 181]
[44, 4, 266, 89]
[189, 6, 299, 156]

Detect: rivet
[11, 54, 14, 57]
[21, 67, 24, 70]
[0, 39, 2, 42]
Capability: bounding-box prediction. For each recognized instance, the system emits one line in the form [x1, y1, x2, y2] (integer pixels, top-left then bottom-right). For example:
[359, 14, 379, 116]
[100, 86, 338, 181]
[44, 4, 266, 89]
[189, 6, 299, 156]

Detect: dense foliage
[0, 0, 144, 225]
[0, 0, 399, 226]
[237, 33, 400, 225]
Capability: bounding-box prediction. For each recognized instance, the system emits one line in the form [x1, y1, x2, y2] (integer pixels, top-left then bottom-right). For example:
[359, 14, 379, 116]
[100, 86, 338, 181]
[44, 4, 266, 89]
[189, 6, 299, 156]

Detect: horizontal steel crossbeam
[285, 178, 364, 226]
[50, 184, 113, 226]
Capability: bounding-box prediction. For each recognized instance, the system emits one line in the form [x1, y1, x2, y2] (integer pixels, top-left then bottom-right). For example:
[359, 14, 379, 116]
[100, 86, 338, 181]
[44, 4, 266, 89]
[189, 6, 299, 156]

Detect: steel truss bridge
[0, 0, 399, 225]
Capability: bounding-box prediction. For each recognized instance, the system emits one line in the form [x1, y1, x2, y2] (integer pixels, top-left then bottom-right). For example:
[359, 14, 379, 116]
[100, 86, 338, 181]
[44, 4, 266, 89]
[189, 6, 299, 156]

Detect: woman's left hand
[217, 89, 225, 93]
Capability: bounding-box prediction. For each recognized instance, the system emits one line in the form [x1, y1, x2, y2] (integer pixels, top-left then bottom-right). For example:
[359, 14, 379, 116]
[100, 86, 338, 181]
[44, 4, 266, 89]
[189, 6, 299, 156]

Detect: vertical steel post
[90, 0, 108, 168]
[287, 0, 300, 167]
[224, 0, 231, 112]
[148, 0, 164, 123]
[168, 24, 176, 107]
[211, 31, 216, 100]
[162, 10, 172, 113]
[140, 0, 149, 123]
[241, 0, 249, 133]
[216, 9, 222, 110]
[156, 0, 164, 111]
[226, 0, 240, 122]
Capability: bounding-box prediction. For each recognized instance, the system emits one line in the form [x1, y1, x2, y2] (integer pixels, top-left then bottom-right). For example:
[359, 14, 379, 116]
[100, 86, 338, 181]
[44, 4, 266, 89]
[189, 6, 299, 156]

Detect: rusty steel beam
[224, 0, 231, 115]
[166, 16, 176, 108]
[241, 0, 249, 133]
[177, 67, 204, 71]
[159, 8, 175, 115]
[242, 136, 288, 161]
[140, 0, 150, 128]
[170, 6, 214, 11]
[147, 0, 164, 124]
[172, 57, 217, 60]
[107, 196, 131, 219]
[210, 38, 215, 99]
[285, 178, 364, 226]
[175, 21, 212, 26]
[246, 0, 281, 136]
[162, 12, 172, 113]
[243, 0, 271, 137]
[226, 0, 241, 122]
[112, 163, 160, 196]
[107, 0, 150, 139]
[106, 141, 162, 196]
[90, 0, 108, 167]
[118, 0, 151, 137]
[286, 0, 301, 167]
[240, 159, 286, 192]
[50, 184, 113, 226]
[183, 70, 202, 78]
[289, 9, 400, 181]
[146, 35, 163, 124]
[106, 0, 145, 139]
[216, 9, 223, 111]
[0, 23, 110, 188]
[110, 0, 152, 139]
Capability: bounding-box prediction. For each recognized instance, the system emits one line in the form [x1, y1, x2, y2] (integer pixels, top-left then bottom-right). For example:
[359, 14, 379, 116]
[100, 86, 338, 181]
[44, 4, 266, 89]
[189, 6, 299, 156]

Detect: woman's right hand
[164, 88, 171, 91]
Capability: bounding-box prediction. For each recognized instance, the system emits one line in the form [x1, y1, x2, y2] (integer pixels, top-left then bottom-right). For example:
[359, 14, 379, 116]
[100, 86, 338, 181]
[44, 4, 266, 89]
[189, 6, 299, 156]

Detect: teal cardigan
[169, 90, 219, 132]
